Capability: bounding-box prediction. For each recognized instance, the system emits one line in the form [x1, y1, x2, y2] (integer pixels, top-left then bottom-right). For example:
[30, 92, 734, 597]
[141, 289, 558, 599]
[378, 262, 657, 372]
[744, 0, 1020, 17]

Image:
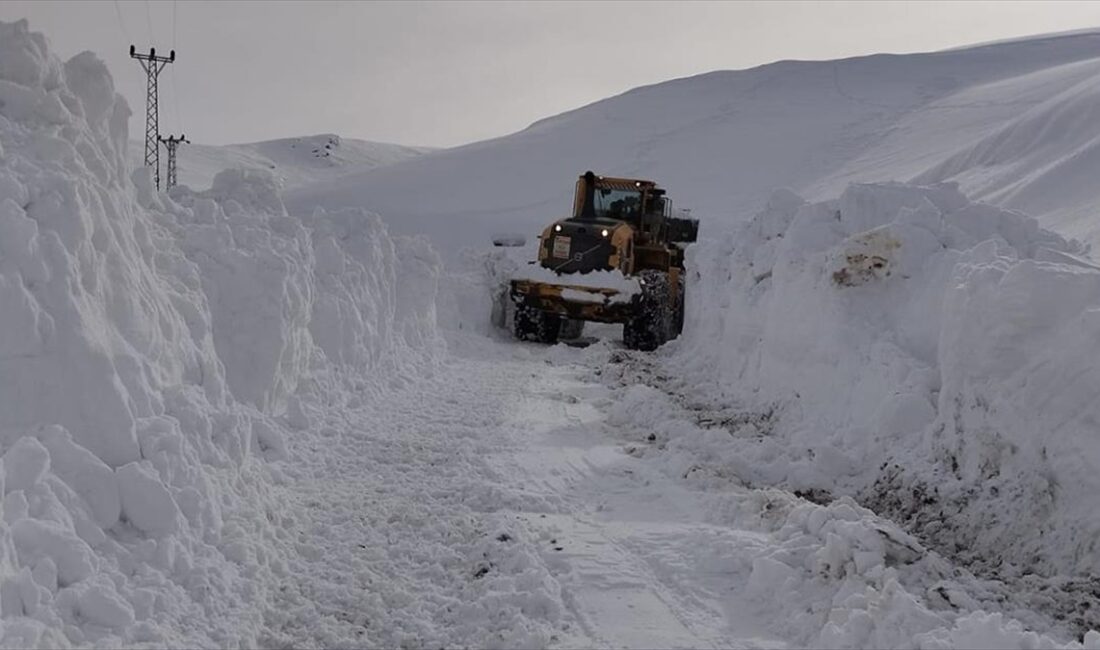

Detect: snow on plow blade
[511, 278, 638, 323]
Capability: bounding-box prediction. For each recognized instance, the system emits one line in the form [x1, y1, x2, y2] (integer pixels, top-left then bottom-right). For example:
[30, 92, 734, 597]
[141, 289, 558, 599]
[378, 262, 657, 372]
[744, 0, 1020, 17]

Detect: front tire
[623, 270, 672, 351]
[671, 274, 685, 339]
[513, 303, 562, 344]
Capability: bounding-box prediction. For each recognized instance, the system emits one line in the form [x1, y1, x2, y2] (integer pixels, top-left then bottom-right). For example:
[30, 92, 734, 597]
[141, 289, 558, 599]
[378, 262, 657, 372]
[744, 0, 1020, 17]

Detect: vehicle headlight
[601, 228, 609, 237]
[554, 224, 563, 232]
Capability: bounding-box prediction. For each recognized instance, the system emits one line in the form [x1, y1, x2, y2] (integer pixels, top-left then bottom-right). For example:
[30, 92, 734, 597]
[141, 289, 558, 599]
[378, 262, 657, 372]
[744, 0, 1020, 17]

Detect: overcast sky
[3, 1, 1100, 148]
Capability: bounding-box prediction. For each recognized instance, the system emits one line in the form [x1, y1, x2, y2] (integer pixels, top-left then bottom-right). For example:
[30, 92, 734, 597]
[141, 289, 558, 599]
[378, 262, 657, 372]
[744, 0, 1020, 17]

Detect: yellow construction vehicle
[510, 171, 698, 350]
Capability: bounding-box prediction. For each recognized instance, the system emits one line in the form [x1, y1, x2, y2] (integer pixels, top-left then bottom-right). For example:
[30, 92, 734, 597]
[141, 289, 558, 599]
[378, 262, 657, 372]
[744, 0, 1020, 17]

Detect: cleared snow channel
[257, 332, 1100, 649]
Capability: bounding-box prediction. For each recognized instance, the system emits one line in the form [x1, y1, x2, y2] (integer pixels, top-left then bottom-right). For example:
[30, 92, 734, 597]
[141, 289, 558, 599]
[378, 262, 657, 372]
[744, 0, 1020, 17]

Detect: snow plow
[507, 171, 698, 350]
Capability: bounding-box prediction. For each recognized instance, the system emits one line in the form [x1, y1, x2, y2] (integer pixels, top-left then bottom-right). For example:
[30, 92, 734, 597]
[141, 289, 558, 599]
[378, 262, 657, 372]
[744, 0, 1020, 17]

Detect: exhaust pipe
[580, 170, 597, 220]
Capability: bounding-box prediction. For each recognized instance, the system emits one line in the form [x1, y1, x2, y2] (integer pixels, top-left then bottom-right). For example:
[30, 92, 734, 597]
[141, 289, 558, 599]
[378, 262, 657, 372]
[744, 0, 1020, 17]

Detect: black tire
[560, 318, 585, 340]
[513, 303, 562, 344]
[623, 270, 672, 351]
[671, 274, 685, 339]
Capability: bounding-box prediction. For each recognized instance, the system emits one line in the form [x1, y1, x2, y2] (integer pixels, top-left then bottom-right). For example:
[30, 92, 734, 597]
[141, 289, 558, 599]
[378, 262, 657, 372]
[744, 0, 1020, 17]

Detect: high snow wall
[0, 20, 441, 647]
[675, 181, 1100, 580]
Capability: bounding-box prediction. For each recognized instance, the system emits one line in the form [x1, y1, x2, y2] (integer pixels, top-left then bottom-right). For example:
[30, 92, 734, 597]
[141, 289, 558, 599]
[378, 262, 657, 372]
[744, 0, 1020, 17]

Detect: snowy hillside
[286, 30, 1100, 257]
[129, 133, 432, 191]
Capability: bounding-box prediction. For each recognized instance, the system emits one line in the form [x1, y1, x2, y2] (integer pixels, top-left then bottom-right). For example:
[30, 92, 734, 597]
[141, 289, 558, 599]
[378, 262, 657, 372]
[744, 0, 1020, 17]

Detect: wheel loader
[509, 171, 698, 350]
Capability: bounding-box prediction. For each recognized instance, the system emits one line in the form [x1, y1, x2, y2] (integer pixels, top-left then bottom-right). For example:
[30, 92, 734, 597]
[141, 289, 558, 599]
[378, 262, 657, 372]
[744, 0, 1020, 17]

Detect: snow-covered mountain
[286, 30, 1100, 256]
[130, 133, 433, 190]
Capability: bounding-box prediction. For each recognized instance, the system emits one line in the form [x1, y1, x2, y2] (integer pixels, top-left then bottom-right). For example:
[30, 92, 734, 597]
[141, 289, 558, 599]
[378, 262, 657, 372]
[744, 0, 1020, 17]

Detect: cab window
[593, 188, 641, 221]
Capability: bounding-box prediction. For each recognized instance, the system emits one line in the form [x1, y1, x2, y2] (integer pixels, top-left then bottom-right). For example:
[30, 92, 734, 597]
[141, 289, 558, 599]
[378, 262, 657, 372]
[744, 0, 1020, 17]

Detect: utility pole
[130, 45, 175, 190]
[158, 134, 189, 189]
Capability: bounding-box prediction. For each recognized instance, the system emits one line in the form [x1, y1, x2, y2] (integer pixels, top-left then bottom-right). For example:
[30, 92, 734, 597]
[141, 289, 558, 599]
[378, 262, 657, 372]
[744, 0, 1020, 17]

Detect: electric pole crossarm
[129, 45, 175, 64]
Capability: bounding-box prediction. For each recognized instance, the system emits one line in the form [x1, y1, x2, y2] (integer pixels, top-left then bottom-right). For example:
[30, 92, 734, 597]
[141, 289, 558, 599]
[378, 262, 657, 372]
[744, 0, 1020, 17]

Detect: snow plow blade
[510, 279, 637, 323]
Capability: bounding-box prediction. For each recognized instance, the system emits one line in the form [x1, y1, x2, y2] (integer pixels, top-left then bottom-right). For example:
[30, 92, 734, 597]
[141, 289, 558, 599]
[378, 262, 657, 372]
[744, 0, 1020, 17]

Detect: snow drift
[0, 19, 441, 646]
[674, 181, 1100, 592]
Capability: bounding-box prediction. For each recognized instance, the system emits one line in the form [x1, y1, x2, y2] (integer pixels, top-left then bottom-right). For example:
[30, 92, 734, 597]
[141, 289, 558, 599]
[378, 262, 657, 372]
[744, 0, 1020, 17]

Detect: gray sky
[3, 1, 1100, 148]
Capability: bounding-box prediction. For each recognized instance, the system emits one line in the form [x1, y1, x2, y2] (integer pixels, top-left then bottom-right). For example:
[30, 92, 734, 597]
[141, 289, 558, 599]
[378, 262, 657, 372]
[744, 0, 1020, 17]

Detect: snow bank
[601, 360, 1099, 647]
[164, 168, 443, 411]
[735, 493, 1100, 649]
[0, 19, 441, 646]
[435, 245, 531, 341]
[676, 181, 1100, 587]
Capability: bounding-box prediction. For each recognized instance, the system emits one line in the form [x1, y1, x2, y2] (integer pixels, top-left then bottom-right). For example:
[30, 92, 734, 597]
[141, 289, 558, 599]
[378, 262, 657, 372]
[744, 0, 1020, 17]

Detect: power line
[171, 0, 183, 131]
[112, 0, 131, 42]
[144, 0, 155, 44]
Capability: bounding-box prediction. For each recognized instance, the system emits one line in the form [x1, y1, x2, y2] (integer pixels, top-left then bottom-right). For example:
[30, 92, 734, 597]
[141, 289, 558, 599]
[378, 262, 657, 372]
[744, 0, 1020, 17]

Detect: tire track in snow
[488, 348, 789, 648]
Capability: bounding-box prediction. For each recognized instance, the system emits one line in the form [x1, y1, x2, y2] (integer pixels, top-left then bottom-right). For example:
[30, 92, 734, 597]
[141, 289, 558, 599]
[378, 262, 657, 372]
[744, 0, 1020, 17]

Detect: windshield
[591, 188, 642, 221]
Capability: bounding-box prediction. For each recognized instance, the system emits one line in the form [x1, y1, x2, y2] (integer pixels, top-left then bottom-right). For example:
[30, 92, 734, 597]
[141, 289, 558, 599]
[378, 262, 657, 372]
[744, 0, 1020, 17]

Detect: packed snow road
[257, 332, 1091, 649]
[484, 345, 784, 649]
[260, 335, 786, 648]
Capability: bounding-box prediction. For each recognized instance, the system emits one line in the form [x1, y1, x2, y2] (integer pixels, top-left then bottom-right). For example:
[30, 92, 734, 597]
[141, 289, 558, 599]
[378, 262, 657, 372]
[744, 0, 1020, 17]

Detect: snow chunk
[35, 425, 120, 529]
[915, 611, 1063, 650]
[11, 517, 95, 587]
[3, 437, 50, 494]
[116, 462, 180, 537]
[74, 575, 135, 630]
[0, 20, 59, 89]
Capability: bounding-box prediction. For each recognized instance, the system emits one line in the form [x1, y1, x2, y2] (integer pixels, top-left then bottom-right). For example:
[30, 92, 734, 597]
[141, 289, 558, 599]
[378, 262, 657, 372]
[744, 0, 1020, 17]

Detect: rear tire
[513, 303, 562, 344]
[623, 270, 672, 351]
